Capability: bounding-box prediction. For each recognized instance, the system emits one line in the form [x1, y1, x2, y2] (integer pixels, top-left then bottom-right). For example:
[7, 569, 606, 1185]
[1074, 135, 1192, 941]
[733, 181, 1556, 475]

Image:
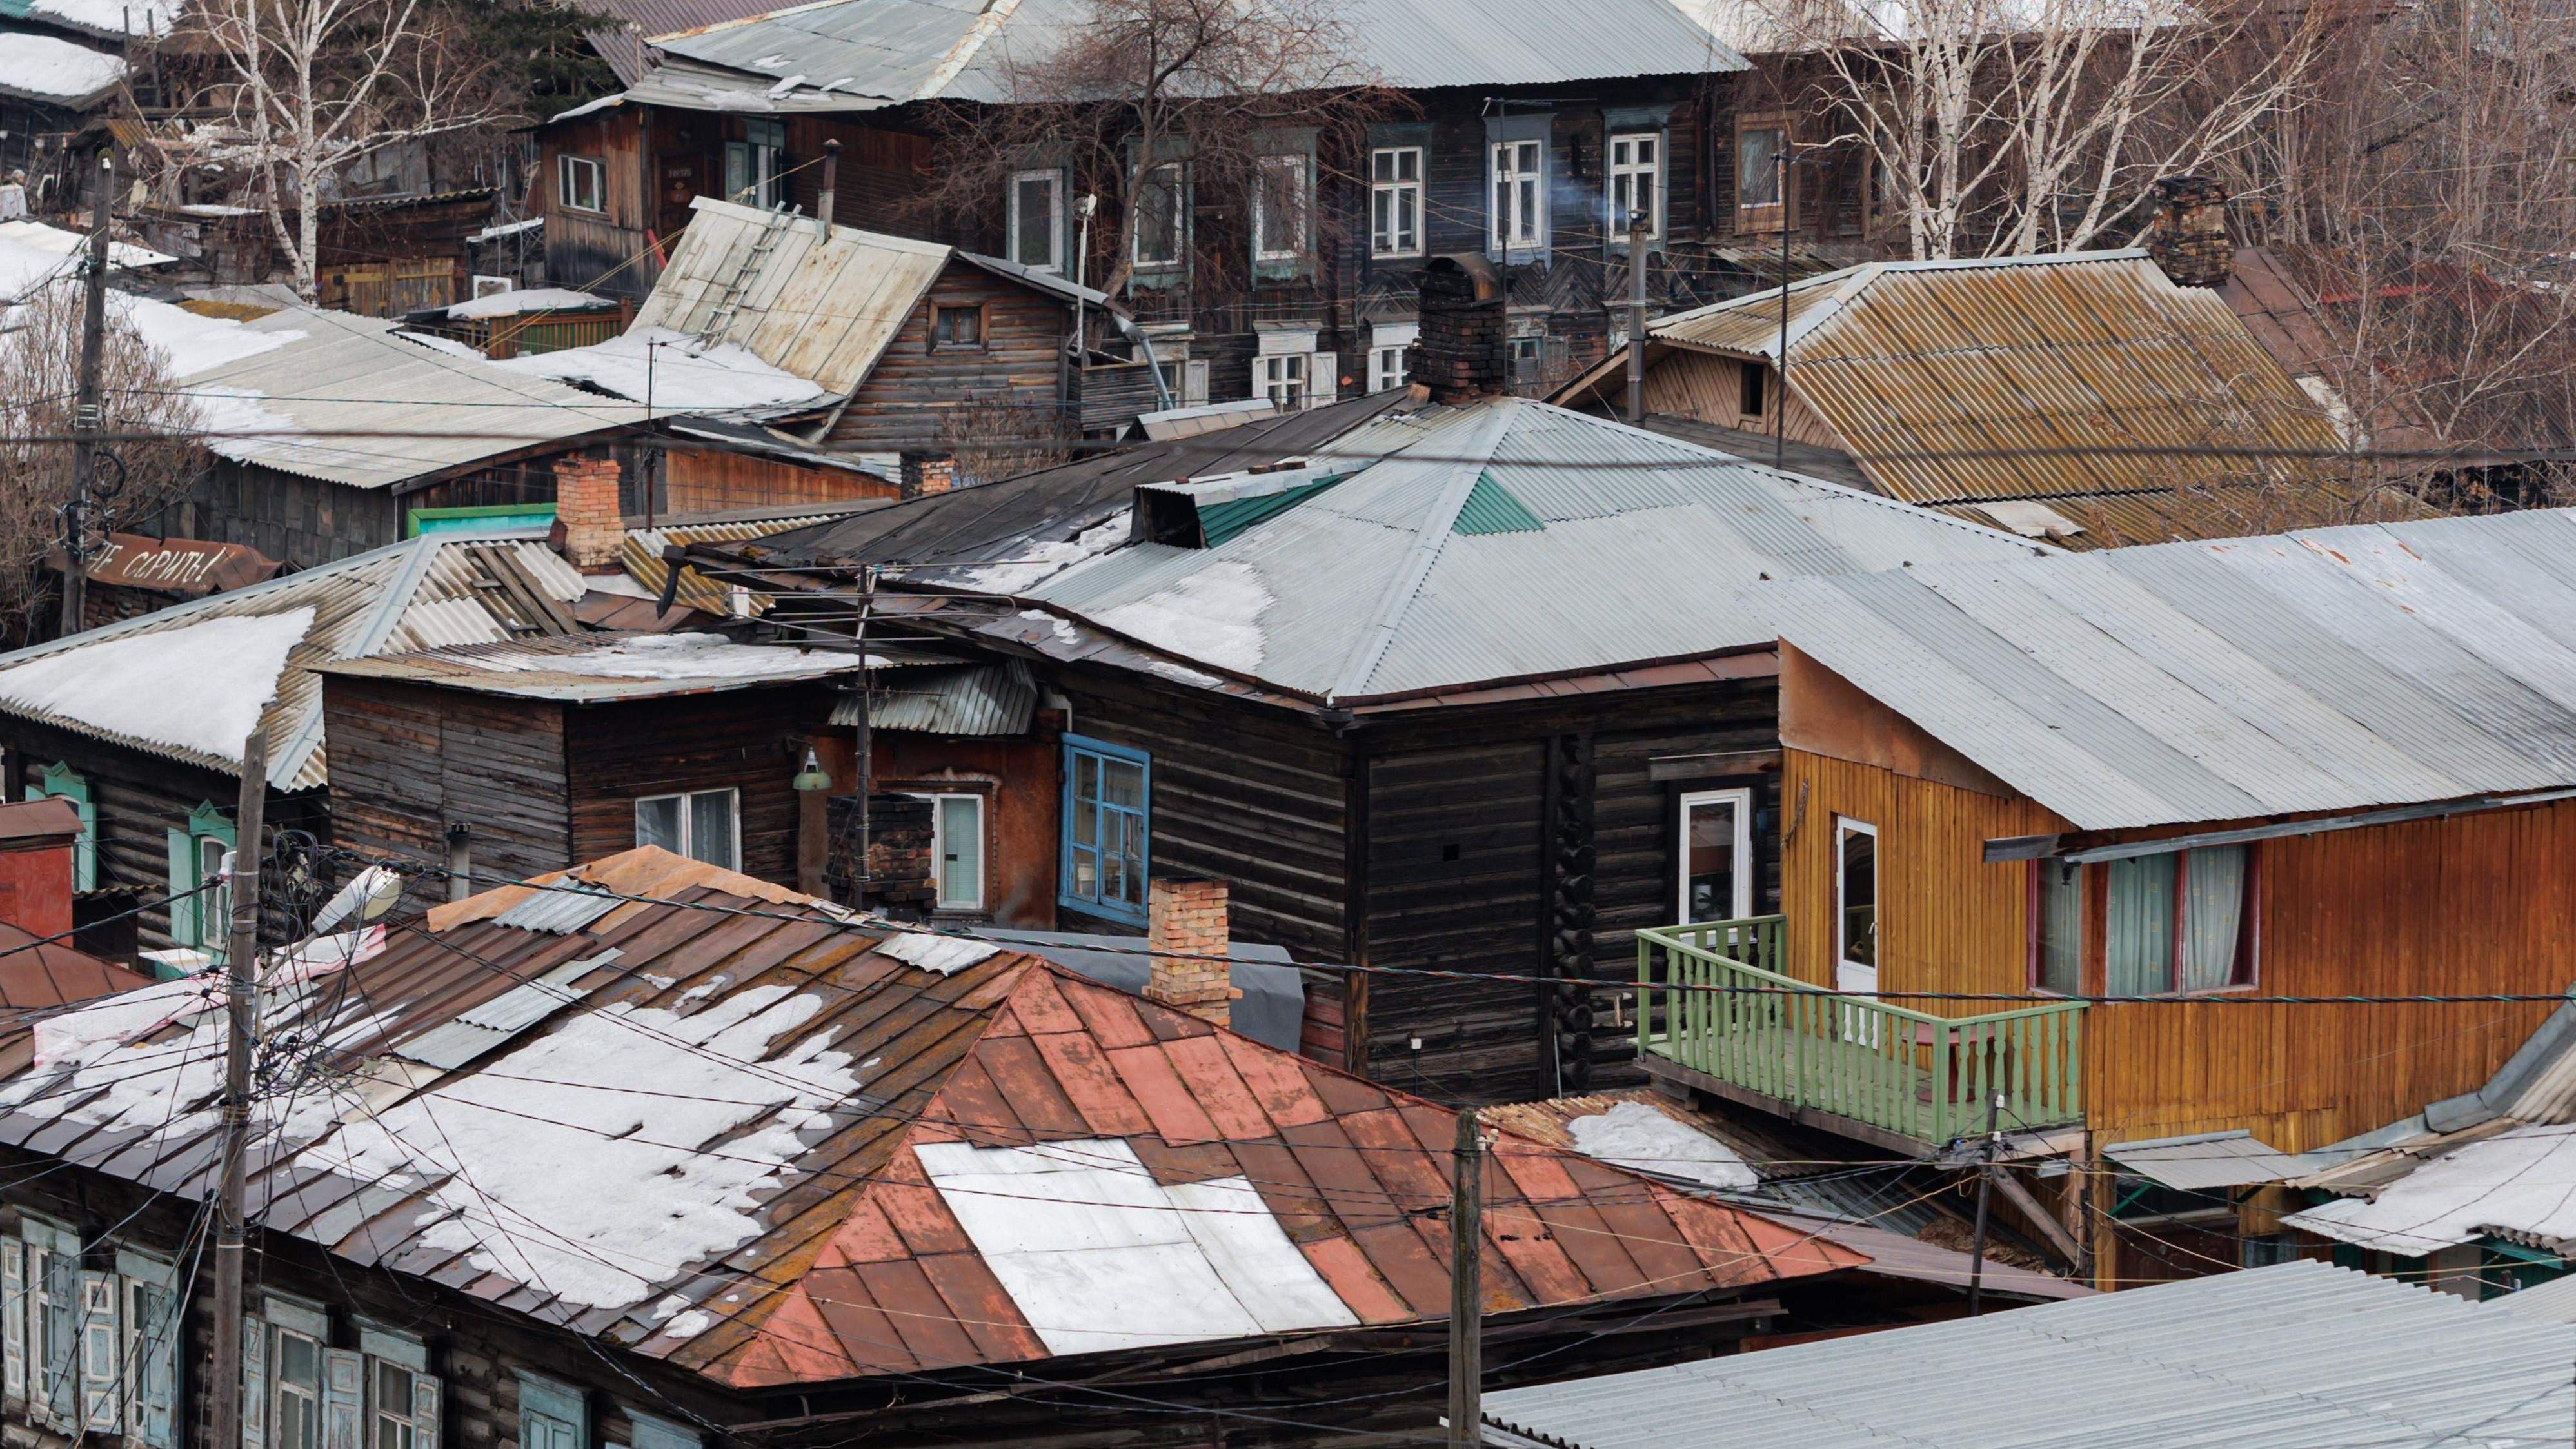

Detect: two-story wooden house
[1624, 509, 2576, 1285]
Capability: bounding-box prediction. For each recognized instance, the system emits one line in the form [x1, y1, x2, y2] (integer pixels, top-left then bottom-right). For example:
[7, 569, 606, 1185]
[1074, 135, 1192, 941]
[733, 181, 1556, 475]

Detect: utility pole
[208, 727, 269, 1449]
[1774, 148, 1791, 472]
[1965, 1089, 2004, 1317]
[59, 147, 112, 637]
[1624, 209, 1648, 424]
[850, 565, 875, 907]
[1449, 1107, 1483, 1449]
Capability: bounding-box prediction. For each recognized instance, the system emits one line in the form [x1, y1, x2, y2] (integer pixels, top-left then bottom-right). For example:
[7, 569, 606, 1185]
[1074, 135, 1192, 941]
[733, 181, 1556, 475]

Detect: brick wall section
[2150, 175, 2232, 288]
[1408, 257, 1507, 402]
[1146, 876, 1236, 1029]
[900, 451, 956, 499]
[555, 454, 625, 571]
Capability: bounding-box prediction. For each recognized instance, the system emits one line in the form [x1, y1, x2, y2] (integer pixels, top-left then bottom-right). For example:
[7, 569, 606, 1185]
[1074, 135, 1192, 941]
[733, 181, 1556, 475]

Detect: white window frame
[909, 791, 987, 912]
[1736, 117, 1790, 232]
[1256, 352, 1308, 411]
[1131, 162, 1186, 270]
[1369, 145, 1422, 258]
[1490, 139, 1545, 252]
[1608, 131, 1662, 242]
[1252, 153, 1309, 264]
[1834, 816, 1878, 972]
[1676, 788, 1754, 923]
[1369, 344, 1407, 393]
[1007, 168, 1064, 272]
[555, 153, 605, 215]
[633, 788, 741, 871]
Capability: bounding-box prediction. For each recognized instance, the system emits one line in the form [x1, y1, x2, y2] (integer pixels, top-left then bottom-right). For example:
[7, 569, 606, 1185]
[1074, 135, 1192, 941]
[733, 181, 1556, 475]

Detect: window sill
[1057, 893, 1147, 927]
[1370, 247, 1424, 262]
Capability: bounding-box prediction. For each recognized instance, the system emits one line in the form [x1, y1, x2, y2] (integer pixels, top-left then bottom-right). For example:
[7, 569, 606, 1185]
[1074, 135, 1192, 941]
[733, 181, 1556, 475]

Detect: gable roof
[1583, 250, 2352, 520]
[0, 846, 1864, 1390]
[631, 0, 1746, 114]
[1756, 509, 2576, 830]
[0, 531, 586, 789]
[1012, 395, 2046, 703]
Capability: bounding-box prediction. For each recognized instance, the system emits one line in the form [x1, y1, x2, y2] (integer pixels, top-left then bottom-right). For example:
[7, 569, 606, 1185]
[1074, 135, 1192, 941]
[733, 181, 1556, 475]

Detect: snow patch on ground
[1566, 1101, 1759, 1190]
[956, 513, 1132, 595]
[1091, 561, 1271, 675]
[0, 607, 313, 763]
[494, 326, 827, 411]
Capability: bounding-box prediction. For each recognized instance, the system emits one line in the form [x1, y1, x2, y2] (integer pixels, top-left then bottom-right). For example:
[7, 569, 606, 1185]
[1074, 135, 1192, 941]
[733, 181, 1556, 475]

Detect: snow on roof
[318, 631, 869, 700]
[491, 324, 829, 411]
[0, 219, 175, 268]
[3, 0, 177, 40]
[466, 215, 544, 244]
[0, 29, 124, 104]
[392, 329, 489, 360]
[0, 531, 590, 787]
[0, 846, 1867, 1388]
[1565, 1099, 1760, 1191]
[441, 286, 617, 320]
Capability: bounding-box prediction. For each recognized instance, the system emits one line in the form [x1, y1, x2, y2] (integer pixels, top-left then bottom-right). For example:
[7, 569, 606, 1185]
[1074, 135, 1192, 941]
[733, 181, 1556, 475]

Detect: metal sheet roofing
[1481, 1260, 2576, 1449]
[0, 845, 1863, 1390]
[317, 631, 868, 701]
[2101, 1130, 2314, 1190]
[632, 199, 952, 398]
[640, 0, 1745, 111]
[843, 658, 1037, 734]
[1757, 509, 2576, 830]
[1640, 250, 2346, 509]
[0, 531, 585, 789]
[179, 310, 649, 491]
[1022, 396, 2046, 703]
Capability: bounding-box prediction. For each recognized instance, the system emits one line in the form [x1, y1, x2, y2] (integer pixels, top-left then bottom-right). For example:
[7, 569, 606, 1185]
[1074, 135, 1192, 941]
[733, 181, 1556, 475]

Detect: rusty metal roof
[45, 532, 282, 597]
[0, 921, 150, 1009]
[317, 631, 867, 701]
[0, 846, 1867, 1391]
[1641, 250, 2346, 509]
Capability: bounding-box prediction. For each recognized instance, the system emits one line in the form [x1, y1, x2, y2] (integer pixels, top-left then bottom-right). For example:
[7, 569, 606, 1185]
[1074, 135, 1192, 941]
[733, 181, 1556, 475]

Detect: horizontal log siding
[322, 676, 573, 911]
[826, 263, 1068, 451]
[562, 686, 836, 891]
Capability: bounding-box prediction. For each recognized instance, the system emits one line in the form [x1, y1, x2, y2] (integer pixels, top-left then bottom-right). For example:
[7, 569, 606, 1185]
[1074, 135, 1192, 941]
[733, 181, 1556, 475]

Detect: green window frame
[517, 1371, 586, 1449]
[166, 800, 237, 959]
[26, 762, 95, 891]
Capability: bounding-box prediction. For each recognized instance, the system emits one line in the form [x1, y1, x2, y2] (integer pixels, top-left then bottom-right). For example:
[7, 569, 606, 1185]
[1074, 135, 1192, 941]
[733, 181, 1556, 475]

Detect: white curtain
[2181, 846, 2248, 991]
[2105, 854, 2175, 996]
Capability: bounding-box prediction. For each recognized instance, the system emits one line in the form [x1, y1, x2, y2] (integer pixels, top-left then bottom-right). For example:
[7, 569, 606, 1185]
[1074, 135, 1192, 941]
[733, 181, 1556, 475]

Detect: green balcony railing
[1636, 919, 2085, 1148]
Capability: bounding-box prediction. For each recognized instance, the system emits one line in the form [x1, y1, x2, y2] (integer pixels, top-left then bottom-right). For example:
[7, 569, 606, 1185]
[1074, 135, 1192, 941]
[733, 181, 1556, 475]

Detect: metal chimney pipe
[815, 139, 840, 241]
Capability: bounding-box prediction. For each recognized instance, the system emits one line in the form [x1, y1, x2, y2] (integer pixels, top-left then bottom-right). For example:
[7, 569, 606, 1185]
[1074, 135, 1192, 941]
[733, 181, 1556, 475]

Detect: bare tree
[183, 0, 504, 301]
[0, 286, 207, 642]
[1772, 0, 2317, 258]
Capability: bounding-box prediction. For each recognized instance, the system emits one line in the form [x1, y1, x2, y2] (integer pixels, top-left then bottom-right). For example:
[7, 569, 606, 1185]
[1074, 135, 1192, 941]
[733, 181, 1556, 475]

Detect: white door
[1677, 787, 1754, 935]
[1834, 817, 1879, 1043]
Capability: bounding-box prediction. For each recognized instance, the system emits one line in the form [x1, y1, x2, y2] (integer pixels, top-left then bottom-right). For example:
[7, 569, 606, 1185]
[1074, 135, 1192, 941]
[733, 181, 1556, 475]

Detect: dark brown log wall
[826, 261, 1070, 451]
[562, 686, 839, 889]
[322, 675, 573, 910]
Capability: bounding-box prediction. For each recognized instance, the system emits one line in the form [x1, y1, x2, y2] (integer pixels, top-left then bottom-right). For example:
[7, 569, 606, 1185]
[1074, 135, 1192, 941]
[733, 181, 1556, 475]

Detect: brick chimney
[900, 451, 956, 500]
[553, 454, 626, 572]
[1407, 253, 1507, 403]
[2149, 175, 2233, 289]
[1145, 877, 1238, 1029]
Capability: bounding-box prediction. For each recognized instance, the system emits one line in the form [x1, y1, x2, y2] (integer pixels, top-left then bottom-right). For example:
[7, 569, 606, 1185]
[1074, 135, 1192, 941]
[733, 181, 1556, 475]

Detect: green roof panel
[1452, 475, 1545, 535]
[1196, 477, 1342, 547]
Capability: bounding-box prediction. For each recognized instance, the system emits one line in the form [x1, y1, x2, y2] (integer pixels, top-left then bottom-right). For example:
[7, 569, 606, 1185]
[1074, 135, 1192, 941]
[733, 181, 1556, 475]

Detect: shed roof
[0, 532, 586, 789]
[1757, 509, 2576, 830]
[1597, 250, 2348, 511]
[317, 631, 867, 701]
[0, 28, 124, 105]
[0, 846, 1864, 1390]
[636, 0, 1745, 113]
[1480, 1260, 2576, 1449]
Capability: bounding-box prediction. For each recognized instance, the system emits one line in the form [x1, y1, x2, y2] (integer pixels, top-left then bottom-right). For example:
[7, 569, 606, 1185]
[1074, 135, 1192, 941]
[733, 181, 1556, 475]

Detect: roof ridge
[1323, 400, 1518, 702]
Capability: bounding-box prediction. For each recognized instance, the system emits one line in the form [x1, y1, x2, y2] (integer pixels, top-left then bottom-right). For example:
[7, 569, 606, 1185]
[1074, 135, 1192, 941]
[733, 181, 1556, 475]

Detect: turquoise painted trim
[1198, 476, 1342, 547]
[26, 762, 95, 891]
[408, 503, 557, 538]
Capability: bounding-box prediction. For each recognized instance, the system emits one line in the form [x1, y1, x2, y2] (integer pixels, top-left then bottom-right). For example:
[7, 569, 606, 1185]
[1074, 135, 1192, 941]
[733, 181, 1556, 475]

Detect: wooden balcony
[1635, 919, 2085, 1154]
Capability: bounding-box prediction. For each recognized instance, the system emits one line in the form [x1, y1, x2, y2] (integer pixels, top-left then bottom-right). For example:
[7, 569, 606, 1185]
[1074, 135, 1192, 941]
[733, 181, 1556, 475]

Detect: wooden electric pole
[59, 148, 112, 637]
[1449, 1107, 1483, 1449]
[208, 727, 269, 1449]
[1965, 1089, 2004, 1317]
[1625, 210, 1648, 424]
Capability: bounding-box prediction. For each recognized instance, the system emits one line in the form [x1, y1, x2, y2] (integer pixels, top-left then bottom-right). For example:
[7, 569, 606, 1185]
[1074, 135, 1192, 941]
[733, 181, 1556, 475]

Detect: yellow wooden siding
[1638, 351, 1840, 447]
[1780, 747, 2576, 1153]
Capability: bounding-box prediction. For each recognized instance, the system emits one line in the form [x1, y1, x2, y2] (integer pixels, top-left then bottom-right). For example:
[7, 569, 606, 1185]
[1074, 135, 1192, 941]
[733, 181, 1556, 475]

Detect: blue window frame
[1060, 734, 1149, 923]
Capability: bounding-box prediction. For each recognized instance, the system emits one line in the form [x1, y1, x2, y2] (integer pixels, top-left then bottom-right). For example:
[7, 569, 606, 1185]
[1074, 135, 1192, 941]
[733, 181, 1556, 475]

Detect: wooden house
[1549, 238, 2435, 546]
[0, 530, 593, 960]
[0, 845, 1932, 1449]
[318, 633, 866, 908]
[1623, 509, 2576, 1285]
[690, 285, 2045, 1103]
[530, 0, 1888, 421]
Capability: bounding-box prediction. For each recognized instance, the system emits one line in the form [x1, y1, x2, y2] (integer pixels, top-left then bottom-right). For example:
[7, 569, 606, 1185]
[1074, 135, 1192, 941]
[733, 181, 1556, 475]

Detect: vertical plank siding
[826, 263, 1072, 451]
[1784, 747, 2576, 1154]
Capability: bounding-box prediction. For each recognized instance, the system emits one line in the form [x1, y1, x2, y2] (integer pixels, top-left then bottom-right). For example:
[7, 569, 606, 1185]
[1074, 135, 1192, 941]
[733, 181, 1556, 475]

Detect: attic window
[1451, 475, 1544, 535]
[933, 305, 985, 349]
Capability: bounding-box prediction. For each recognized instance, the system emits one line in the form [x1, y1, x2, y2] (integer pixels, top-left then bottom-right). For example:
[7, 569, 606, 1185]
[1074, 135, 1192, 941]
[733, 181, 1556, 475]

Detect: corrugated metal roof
[842, 658, 1037, 734]
[640, 0, 1745, 111]
[1757, 509, 2576, 830]
[1640, 250, 2346, 510]
[319, 631, 868, 701]
[0, 529, 586, 790]
[0, 844, 1862, 1392]
[2102, 1130, 2315, 1190]
[1024, 395, 2047, 702]
[619, 508, 864, 618]
[181, 310, 648, 491]
[632, 198, 951, 397]
[1482, 1261, 2575, 1449]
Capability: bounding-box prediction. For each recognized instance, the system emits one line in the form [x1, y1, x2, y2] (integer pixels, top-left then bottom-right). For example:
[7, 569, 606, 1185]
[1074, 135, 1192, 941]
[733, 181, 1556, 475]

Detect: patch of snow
[32, 975, 219, 1070]
[956, 513, 1132, 595]
[764, 73, 807, 96]
[1016, 609, 1080, 649]
[24, 0, 174, 38]
[176, 203, 258, 218]
[0, 32, 126, 103]
[467, 216, 544, 244]
[2286, 1122, 2576, 1256]
[493, 326, 828, 411]
[393, 330, 488, 360]
[1565, 1101, 1759, 1191]
[441, 286, 613, 320]
[916, 1138, 1358, 1355]
[117, 294, 302, 377]
[0, 233, 74, 301]
[875, 931, 1000, 975]
[546, 94, 623, 123]
[452, 633, 849, 683]
[0, 221, 174, 269]
[1091, 560, 1270, 675]
[748, 53, 790, 68]
[0, 607, 315, 764]
[1141, 658, 1224, 688]
[661, 1309, 714, 1338]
